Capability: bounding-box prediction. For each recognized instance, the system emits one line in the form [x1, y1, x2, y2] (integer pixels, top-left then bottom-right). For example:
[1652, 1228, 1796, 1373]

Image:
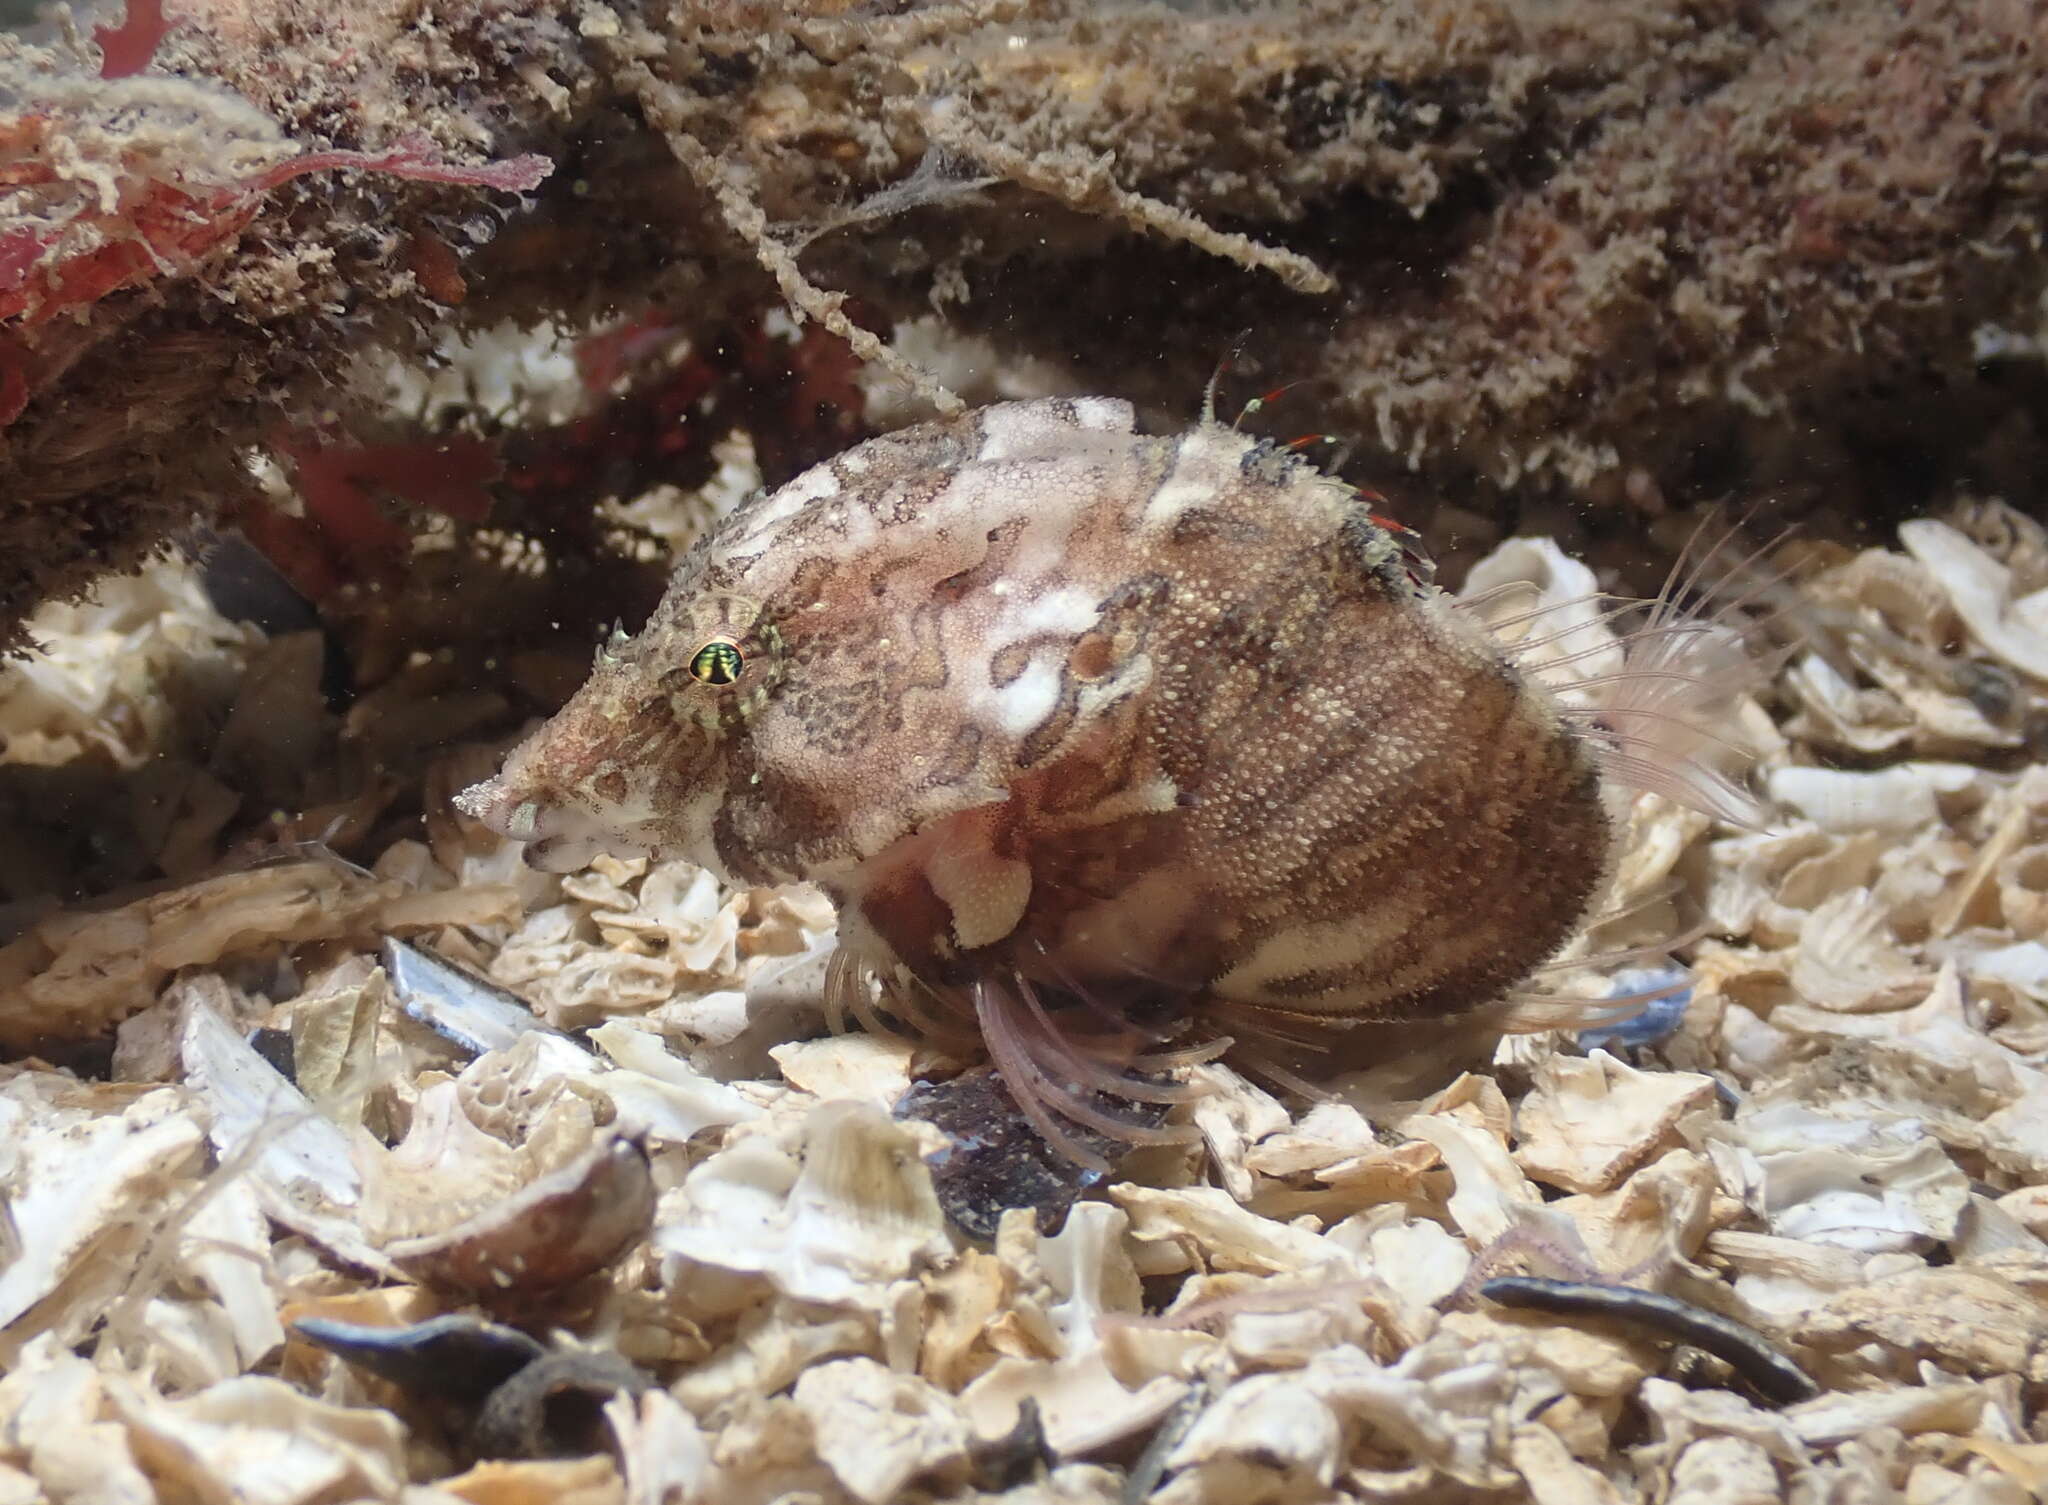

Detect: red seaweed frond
[94, 0, 174, 80]
[258, 430, 507, 602]
[1, 123, 553, 421]
[575, 313, 687, 396]
[241, 136, 553, 197]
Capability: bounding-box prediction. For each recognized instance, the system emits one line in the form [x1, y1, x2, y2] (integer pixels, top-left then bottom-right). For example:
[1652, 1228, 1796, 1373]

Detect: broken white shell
[655, 1098, 950, 1307]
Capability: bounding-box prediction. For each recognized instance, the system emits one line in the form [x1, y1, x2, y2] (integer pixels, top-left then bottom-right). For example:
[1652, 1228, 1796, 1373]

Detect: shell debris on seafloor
[5, 414, 2048, 1502]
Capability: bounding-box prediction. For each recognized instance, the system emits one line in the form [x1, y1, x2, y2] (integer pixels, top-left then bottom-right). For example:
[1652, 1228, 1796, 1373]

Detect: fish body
[460, 398, 1747, 1148]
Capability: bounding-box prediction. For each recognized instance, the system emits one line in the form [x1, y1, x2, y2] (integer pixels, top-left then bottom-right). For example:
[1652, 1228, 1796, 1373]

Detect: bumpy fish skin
[458, 397, 1615, 1043]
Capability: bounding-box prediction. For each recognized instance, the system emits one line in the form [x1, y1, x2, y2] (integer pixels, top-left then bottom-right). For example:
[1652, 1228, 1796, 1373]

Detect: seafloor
[3, 2, 2048, 1503]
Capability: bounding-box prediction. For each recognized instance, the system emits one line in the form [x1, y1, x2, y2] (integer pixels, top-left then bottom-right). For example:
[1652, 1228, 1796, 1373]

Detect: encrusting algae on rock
[459, 397, 1772, 1163]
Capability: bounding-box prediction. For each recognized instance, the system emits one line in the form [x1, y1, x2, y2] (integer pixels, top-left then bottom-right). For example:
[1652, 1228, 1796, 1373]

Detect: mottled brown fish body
[460, 397, 1616, 1073]
[1137, 560, 1610, 1025]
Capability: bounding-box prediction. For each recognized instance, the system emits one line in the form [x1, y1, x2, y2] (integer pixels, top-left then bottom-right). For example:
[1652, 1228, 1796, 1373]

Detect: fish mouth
[453, 776, 651, 873]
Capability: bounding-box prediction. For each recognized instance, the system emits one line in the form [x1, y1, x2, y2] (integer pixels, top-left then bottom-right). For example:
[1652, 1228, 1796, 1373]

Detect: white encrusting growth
[988, 656, 1064, 737]
[1004, 586, 1101, 639]
[1139, 427, 1248, 531]
[974, 397, 1133, 461]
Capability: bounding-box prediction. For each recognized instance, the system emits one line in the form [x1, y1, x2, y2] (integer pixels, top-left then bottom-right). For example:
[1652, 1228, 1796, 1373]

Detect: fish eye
[688, 638, 744, 686]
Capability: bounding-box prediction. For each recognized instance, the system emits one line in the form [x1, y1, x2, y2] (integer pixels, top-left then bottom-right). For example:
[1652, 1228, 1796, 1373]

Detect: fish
[457, 397, 1766, 1164]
